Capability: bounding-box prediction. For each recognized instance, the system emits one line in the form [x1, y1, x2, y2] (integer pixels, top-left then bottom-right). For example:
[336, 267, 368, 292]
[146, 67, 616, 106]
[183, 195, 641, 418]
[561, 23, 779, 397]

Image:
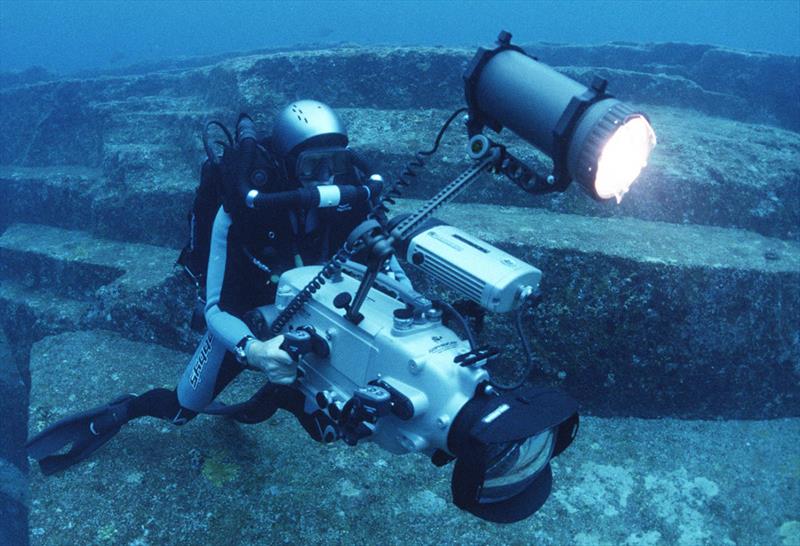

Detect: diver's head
[271, 100, 352, 187]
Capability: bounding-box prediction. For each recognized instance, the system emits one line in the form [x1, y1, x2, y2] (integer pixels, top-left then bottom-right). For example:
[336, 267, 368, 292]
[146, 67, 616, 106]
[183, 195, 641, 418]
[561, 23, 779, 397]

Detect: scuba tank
[177, 114, 283, 330]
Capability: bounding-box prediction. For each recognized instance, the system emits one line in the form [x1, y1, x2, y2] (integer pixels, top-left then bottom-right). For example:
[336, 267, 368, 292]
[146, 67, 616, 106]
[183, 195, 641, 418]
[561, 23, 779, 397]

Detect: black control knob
[393, 307, 413, 320]
[279, 330, 312, 362]
[333, 292, 352, 310]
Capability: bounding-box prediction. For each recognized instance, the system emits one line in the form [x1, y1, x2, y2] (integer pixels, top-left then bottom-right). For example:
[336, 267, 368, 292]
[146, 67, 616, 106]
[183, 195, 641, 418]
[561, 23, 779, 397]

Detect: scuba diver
[27, 100, 394, 474]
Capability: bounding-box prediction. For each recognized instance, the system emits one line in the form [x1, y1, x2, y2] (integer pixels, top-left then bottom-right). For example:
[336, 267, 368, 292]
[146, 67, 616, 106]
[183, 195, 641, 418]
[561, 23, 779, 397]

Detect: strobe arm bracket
[342, 221, 396, 324]
[390, 149, 499, 244]
[476, 140, 560, 196]
[494, 147, 553, 195]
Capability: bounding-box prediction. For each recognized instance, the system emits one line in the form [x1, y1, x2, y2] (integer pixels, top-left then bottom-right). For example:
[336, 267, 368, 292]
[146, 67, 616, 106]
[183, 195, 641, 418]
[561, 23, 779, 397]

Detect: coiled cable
[269, 240, 364, 335]
[375, 107, 468, 217]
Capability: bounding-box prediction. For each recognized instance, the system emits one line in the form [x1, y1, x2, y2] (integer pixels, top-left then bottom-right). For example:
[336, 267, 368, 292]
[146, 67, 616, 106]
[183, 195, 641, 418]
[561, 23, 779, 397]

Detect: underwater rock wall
[0, 41, 798, 546]
[1, 45, 798, 242]
[0, 42, 798, 418]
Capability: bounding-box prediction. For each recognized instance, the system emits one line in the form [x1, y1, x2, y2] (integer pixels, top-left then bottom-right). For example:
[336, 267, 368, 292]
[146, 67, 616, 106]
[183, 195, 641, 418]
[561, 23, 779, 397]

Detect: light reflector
[594, 115, 657, 202]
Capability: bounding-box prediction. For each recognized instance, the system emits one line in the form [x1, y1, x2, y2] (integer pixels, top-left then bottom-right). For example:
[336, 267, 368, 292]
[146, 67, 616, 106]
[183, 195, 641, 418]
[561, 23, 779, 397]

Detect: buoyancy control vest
[177, 114, 376, 329]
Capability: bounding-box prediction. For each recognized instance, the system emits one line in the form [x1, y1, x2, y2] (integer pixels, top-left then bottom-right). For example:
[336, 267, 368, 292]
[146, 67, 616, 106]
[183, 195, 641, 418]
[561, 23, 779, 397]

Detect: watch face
[235, 337, 251, 363]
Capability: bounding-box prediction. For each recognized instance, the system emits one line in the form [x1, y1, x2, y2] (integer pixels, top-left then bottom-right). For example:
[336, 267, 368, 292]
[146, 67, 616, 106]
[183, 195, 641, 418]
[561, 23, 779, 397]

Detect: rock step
[394, 200, 800, 418]
[98, 104, 800, 241]
[0, 166, 102, 236]
[0, 223, 178, 298]
[0, 223, 196, 350]
[2, 208, 797, 417]
[303, 104, 800, 240]
[0, 165, 195, 248]
[290, 101, 785, 243]
[27, 330, 800, 546]
[0, 279, 93, 338]
[100, 107, 218, 188]
[4, 100, 799, 243]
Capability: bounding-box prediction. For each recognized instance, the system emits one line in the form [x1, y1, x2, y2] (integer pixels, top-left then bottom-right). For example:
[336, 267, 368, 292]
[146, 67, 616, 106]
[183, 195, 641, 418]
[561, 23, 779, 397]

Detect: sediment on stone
[0, 223, 196, 351]
[395, 200, 800, 419]
[26, 330, 800, 546]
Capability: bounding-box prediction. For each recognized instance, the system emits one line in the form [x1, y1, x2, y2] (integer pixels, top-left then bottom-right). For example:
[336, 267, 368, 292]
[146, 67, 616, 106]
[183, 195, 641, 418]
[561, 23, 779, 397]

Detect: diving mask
[295, 148, 353, 184]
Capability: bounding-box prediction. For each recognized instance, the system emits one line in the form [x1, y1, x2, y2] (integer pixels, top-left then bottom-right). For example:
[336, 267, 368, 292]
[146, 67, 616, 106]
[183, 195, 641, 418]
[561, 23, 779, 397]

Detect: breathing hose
[270, 108, 469, 332]
[202, 120, 234, 165]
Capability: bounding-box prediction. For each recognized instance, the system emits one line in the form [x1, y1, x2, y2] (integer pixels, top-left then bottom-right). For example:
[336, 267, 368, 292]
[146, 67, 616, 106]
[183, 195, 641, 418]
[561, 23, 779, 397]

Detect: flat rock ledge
[2, 102, 798, 246]
[0, 223, 196, 351]
[27, 330, 800, 546]
[2, 211, 797, 419]
[395, 200, 800, 419]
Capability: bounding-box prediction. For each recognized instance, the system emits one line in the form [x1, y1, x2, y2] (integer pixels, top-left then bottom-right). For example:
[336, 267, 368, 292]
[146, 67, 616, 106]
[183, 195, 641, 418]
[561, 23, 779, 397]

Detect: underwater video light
[464, 31, 656, 202]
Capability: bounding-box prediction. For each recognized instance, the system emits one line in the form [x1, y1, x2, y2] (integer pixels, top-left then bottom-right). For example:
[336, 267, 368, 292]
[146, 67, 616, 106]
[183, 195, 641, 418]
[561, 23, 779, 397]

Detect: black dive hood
[447, 384, 579, 523]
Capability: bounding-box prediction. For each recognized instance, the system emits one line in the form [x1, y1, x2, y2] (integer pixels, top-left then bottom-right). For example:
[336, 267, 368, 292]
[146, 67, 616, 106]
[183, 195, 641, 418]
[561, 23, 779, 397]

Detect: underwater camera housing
[242, 31, 654, 522]
[248, 256, 578, 523]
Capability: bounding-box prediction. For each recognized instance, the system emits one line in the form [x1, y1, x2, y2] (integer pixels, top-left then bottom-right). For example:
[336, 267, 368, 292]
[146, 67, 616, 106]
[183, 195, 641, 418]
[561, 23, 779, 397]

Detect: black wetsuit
[127, 178, 374, 426]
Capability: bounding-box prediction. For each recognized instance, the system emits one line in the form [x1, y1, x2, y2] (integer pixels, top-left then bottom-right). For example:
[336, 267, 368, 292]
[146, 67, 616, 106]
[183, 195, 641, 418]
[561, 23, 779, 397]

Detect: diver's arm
[204, 207, 295, 383]
[204, 206, 255, 351]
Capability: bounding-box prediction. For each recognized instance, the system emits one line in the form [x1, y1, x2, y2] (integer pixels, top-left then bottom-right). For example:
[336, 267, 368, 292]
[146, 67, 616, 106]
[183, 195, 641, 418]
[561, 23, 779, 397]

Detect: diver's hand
[245, 336, 297, 385]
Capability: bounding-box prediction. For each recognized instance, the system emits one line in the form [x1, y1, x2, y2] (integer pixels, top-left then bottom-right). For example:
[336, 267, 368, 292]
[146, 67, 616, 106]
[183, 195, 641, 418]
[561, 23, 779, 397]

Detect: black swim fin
[203, 384, 338, 443]
[26, 394, 135, 475]
[202, 383, 279, 424]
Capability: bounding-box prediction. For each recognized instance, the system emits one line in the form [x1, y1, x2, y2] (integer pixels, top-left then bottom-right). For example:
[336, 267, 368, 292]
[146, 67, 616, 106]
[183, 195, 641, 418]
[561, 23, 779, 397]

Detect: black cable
[376, 107, 468, 217]
[422, 107, 469, 157]
[491, 295, 539, 391]
[203, 120, 234, 165]
[435, 299, 477, 351]
[269, 240, 364, 335]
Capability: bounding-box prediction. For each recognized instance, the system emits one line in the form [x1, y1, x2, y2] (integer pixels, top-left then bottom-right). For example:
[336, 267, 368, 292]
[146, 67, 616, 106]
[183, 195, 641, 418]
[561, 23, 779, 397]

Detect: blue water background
[1, 0, 798, 75]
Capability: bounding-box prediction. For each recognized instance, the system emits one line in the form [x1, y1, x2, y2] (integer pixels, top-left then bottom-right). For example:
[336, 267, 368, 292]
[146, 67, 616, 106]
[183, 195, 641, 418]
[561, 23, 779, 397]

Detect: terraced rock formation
[25, 331, 800, 546]
[1, 42, 798, 545]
